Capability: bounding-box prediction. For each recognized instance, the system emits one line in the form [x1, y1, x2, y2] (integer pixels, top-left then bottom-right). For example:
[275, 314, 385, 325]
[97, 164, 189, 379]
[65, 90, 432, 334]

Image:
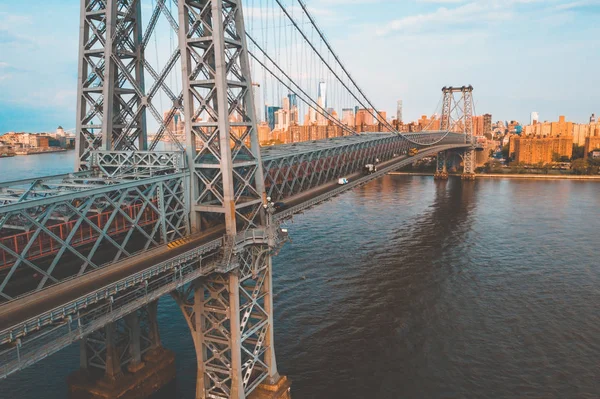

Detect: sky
[0, 0, 599, 133]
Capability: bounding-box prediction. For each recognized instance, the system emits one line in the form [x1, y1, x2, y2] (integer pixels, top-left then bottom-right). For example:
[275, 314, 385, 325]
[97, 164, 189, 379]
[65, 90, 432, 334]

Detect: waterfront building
[258, 123, 271, 144]
[584, 136, 600, 157]
[418, 115, 440, 131]
[522, 115, 573, 139]
[483, 114, 492, 137]
[473, 116, 484, 136]
[512, 136, 573, 164]
[572, 122, 600, 146]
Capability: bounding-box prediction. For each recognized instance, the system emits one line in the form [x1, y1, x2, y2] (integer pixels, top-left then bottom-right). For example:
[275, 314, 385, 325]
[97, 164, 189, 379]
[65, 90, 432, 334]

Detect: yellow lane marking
[167, 237, 192, 249]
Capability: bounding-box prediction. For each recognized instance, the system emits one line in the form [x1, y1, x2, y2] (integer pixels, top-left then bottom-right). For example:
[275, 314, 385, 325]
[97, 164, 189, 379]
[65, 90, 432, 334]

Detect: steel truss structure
[440, 86, 475, 174]
[76, 0, 146, 168]
[91, 150, 186, 177]
[0, 222, 289, 379]
[179, 0, 265, 235]
[173, 244, 278, 399]
[262, 132, 466, 202]
[274, 143, 469, 221]
[80, 303, 159, 378]
[0, 172, 189, 300]
[75, 0, 189, 169]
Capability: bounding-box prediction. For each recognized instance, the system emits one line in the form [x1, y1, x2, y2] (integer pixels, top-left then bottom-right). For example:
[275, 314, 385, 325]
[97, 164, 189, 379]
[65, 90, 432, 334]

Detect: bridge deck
[0, 174, 341, 332]
[0, 144, 466, 335]
[0, 227, 223, 332]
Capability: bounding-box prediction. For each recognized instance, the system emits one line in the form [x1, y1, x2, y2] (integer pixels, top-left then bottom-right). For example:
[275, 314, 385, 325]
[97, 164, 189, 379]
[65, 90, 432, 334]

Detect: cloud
[375, 2, 512, 36]
[0, 0, 598, 132]
[417, 0, 467, 3]
[0, 11, 34, 44]
[554, 0, 600, 9]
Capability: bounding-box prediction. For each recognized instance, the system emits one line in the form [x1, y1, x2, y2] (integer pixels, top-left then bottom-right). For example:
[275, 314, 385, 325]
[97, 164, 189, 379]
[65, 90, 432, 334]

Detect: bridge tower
[174, 1, 288, 398]
[70, 0, 288, 398]
[74, 0, 148, 170]
[435, 86, 476, 180]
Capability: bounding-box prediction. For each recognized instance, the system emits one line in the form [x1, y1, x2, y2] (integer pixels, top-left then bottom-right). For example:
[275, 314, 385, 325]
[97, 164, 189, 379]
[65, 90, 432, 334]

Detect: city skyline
[1, 1, 599, 132]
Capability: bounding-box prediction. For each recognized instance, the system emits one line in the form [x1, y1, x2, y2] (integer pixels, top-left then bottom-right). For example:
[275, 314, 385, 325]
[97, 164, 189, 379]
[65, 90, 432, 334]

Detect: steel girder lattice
[92, 150, 186, 178]
[173, 245, 277, 399]
[179, 0, 266, 235]
[262, 132, 465, 202]
[75, 0, 191, 169]
[80, 304, 158, 378]
[440, 86, 476, 174]
[76, 0, 147, 169]
[0, 174, 189, 301]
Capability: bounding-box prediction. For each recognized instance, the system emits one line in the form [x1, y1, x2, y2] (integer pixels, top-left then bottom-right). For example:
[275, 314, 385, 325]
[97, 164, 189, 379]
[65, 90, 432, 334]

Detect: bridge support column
[68, 303, 175, 399]
[462, 148, 476, 180]
[173, 245, 289, 399]
[434, 151, 449, 180]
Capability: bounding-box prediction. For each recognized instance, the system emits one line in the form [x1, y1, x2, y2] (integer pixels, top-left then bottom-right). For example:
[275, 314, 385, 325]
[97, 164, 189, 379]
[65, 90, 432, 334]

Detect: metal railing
[0, 224, 288, 378]
[0, 238, 223, 378]
[275, 143, 468, 221]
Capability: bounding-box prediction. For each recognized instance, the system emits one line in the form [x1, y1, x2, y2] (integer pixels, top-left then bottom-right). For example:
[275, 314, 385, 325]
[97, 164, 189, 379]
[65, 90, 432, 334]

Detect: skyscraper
[531, 112, 539, 125]
[282, 96, 290, 112]
[397, 100, 403, 123]
[288, 93, 299, 126]
[288, 93, 298, 108]
[318, 81, 327, 109]
[266, 106, 281, 131]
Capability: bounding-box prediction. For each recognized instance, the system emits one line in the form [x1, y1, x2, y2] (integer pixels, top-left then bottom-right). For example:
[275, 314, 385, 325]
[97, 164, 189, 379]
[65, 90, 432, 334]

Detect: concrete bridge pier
[68, 301, 175, 399]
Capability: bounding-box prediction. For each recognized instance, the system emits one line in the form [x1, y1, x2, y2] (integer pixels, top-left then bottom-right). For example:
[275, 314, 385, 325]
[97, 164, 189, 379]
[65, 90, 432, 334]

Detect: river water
[2, 152, 600, 398]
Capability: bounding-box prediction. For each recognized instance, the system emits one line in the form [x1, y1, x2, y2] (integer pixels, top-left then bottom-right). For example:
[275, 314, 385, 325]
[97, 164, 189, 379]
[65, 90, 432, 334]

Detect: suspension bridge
[0, 1, 478, 398]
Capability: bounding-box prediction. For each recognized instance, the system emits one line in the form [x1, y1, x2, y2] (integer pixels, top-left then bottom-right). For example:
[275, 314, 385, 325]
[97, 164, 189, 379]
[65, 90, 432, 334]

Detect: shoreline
[13, 148, 68, 156]
[388, 172, 600, 181]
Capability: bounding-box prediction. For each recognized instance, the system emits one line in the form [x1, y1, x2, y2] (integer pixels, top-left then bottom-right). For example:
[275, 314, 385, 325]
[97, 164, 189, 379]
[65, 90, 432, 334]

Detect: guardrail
[0, 236, 221, 347]
[0, 223, 290, 378]
[0, 241, 222, 379]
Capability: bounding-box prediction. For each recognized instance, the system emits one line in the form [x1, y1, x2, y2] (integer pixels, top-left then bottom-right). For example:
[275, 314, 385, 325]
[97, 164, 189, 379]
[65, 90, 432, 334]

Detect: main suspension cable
[295, 0, 398, 134]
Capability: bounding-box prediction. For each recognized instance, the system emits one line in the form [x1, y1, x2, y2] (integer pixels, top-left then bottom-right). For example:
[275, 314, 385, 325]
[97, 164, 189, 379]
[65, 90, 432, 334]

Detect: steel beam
[173, 244, 276, 399]
[75, 0, 149, 170]
[178, 0, 264, 236]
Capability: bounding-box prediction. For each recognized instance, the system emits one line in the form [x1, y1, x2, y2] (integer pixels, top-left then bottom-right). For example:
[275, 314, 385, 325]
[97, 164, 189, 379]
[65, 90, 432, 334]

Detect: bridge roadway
[0, 143, 466, 333]
[0, 142, 468, 378]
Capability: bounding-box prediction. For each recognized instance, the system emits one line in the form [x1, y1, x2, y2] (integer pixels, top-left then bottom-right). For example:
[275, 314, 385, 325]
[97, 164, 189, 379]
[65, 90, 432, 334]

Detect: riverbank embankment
[388, 172, 600, 180]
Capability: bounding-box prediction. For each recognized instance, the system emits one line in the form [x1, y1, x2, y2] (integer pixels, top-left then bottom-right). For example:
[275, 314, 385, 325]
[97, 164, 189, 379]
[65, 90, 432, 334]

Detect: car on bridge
[338, 178, 349, 185]
[363, 164, 377, 175]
